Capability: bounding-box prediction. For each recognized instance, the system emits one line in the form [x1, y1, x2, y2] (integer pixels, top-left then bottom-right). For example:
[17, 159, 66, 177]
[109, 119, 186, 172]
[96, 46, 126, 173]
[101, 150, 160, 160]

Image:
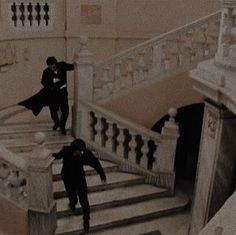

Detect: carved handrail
[79, 99, 161, 142]
[0, 145, 28, 209]
[78, 99, 161, 170]
[77, 99, 179, 191]
[93, 11, 221, 101]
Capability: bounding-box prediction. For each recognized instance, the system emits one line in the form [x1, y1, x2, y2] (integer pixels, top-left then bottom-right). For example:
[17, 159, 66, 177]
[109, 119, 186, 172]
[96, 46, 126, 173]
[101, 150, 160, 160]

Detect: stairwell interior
[1, 1, 234, 235]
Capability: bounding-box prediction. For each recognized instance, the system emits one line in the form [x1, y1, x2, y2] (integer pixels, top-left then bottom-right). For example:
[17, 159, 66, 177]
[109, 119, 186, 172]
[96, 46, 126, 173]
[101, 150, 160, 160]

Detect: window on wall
[8, 1, 54, 30]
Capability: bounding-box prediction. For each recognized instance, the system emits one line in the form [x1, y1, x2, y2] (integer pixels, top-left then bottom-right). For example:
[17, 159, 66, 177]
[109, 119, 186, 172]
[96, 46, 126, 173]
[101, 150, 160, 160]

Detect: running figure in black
[42, 56, 74, 135]
[18, 56, 74, 135]
[52, 139, 106, 232]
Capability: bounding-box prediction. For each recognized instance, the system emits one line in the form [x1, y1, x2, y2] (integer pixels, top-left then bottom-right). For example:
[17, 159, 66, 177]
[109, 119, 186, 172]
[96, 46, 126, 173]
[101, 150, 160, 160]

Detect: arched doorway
[152, 103, 204, 181]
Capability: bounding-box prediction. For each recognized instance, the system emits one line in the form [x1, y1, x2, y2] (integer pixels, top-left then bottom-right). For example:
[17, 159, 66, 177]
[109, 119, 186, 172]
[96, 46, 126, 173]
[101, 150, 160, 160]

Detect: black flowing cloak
[18, 87, 52, 116]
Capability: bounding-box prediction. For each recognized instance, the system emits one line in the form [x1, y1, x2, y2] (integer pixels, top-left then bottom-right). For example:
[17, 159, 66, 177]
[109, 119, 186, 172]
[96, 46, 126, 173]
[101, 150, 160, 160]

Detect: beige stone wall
[102, 73, 204, 128]
[0, 0, 220, 116]
[0, 197, 28, 235]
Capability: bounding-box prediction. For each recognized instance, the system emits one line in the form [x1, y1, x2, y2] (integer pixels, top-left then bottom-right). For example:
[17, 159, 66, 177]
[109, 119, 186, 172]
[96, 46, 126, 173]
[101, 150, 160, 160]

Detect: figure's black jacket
[53, 146, 106, 187]
[41, 61, 74, 90]
[18, 61, 74, 116]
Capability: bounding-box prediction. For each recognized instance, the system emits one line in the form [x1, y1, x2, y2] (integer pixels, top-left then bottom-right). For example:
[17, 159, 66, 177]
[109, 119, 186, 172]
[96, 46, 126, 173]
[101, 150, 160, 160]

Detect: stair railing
[93, 11, 221, 102]
[0, 132, 56, 235]
[74, 99, 179, 193]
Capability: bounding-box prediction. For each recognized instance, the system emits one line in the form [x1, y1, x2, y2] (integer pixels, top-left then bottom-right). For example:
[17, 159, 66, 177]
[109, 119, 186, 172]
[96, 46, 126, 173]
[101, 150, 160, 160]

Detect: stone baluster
[106, 120, 114, 152]
[102, 65, 111, 98]
[151, 139, 159, 171]
[0, 163, 10, 180]
[137, 50, 146, 83]
[127, 55, 134, 87]
[88, 111, 95, 141]
[7, 169, 26, 200]
[116, 126, 125, 157]
[149, 42, 164, 76]
[73, 35, 94, 138]
[28, 132, 56, 235]
[128, 131, 137, 164]
[114, 60, 122, 92]
[140, 136, 149, 170]
[216, 2, 235, 58]
[94, 114, 103, 146]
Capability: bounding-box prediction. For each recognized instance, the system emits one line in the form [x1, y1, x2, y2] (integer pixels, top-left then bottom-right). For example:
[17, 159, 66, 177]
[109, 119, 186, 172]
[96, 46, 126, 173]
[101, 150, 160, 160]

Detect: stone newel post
[154, 108, 179, 192]
[156, 108, 179, 172]
[28, 132, 56, 235]
[72, 36, 94, 138]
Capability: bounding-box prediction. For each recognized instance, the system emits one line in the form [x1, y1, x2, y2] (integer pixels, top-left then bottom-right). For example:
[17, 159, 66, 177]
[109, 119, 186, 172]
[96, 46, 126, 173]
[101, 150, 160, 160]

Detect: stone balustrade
[75, 99, 179, 192]
[0, 132, 56, 235]
[93, 11, 221, 102]
[0, 144, 27, 209]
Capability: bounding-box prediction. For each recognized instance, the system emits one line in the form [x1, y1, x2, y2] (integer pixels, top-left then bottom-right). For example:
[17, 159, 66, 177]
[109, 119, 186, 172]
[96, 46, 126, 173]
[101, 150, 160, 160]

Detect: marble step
[0, 135, 74, 153]
[56, 184, 168, 218]
[55, 192, 189, 235]
[0, 127, 72, 139]
[53, 160, 118, 181]
[53, 172, 145, 199]
[86, 209, 190, 235]
[0, 122, 52, 133]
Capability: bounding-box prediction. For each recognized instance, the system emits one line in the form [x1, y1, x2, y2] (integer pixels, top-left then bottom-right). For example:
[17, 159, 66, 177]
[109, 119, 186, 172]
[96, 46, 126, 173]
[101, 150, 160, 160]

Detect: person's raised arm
[52, 146, 67, 160]
[82, 150, 106, 182]
[62, 61, 74, 71]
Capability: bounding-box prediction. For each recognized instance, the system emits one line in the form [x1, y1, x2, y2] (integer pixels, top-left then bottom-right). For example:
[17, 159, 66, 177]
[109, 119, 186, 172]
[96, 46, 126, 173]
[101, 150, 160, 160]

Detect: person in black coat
[52, 139, 107, 232]
[18, 56, 74, 135]
[42, 56, 74, 135]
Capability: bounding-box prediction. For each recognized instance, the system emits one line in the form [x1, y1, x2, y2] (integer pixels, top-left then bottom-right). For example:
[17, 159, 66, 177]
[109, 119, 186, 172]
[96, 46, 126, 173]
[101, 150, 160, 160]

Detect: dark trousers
[64, 181, 90, 222]
[49, 89, 69, 129]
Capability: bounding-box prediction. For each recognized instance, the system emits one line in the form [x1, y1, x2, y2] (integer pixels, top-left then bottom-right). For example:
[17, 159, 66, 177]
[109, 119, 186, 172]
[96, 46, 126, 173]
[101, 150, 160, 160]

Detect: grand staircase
[0, 121, 192, 235]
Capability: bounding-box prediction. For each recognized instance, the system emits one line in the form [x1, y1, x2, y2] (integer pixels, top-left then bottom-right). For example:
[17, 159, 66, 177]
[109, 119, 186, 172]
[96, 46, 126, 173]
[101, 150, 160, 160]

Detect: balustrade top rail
[95, 11, 221, 69]
[0, 145, 27, 171]
[79, 99, 161, 142]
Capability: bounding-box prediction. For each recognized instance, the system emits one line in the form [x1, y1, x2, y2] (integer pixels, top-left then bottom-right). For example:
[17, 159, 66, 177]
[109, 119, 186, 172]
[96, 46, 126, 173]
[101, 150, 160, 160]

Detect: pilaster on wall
[189, 101, 222, 235]
[189, 100, 234, 235]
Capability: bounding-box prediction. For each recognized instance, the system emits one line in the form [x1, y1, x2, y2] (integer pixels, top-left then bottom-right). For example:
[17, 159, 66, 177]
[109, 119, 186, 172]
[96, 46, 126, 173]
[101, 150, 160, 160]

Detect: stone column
[189, 101, 223, 235]
[72, 35, 94, 138]
[190, 101, 236, 235]
[27, 132, 56, 235]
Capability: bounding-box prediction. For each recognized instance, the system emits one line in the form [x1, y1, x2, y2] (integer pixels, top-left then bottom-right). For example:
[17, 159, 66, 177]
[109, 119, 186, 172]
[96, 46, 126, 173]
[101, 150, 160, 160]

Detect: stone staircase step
[55, 193, 189, 235]
[0, 135, 74, 153]
[0, 127, 72, 139]
[53, 172, 145, 199]
[86, 209, 190, 235]
[53, 160, 118, 181]
[56, 184, 168, 218]
[0, 122, 52, 132]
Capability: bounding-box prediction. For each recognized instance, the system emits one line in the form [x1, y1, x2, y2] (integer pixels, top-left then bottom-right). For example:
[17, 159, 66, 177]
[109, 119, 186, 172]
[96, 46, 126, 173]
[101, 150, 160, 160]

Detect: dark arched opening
[151, 103, 204, 181]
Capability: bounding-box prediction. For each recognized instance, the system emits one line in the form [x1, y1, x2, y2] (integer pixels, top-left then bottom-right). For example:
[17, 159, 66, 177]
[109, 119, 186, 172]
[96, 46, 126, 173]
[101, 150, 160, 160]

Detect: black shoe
[69, 203, 76, 212]
[60, 128, 66, 135]
[53, 124, 59, 131]
[83, 220, 90, 232]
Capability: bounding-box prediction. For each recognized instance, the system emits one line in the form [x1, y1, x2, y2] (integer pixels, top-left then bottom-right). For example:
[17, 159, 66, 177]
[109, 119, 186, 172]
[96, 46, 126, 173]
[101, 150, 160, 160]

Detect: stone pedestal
[72, 36, 94, 138]
[27, 132, 56, 235]
[154, 108, 179, 193]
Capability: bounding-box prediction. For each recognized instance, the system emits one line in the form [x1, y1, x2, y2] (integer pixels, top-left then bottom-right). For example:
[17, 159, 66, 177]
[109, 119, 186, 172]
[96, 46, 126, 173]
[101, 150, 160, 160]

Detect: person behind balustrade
[52, 138, 107, 233]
